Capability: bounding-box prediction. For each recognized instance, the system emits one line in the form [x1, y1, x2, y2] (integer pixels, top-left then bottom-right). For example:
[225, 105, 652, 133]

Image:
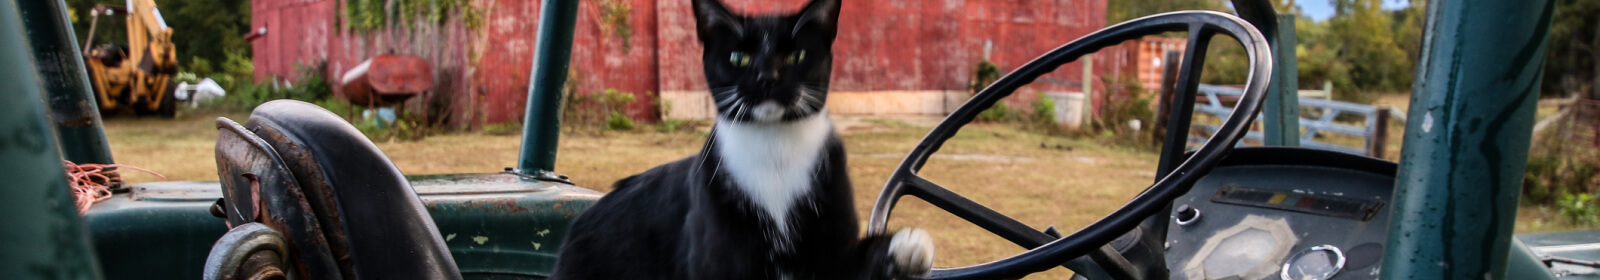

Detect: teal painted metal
[1263, 13, 1300, 146]
[0, 0, 104, 278]
[1504, 239, 1560, 280]
[83, 174, 601, 279]
[517, 0, 579, 180]
[1227, 0, 1298, 146]
[1381, 0, 1555, 279]
[17, 0, 115, 167]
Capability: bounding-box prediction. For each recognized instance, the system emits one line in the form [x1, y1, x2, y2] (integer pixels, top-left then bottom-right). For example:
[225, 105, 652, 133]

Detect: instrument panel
[1165, 147, 1397, 280]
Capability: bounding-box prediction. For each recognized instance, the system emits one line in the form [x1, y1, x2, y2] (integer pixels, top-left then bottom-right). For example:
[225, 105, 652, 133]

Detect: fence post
[1153, 51, 1181, 145]
[1262, 13, 1300, 146]
[1370, 108, 1390, 158]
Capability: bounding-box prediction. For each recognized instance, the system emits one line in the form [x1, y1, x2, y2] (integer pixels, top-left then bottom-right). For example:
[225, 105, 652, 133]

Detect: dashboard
[1164, 147, 1398, 280]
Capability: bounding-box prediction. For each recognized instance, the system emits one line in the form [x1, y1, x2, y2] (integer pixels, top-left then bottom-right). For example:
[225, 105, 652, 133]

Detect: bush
[1558, 192, 1600, 226]
[1029, 93, 1056, 127]
[978, 102, 1019, 122]
[1094, 76, 1155, 148]
[560, 84, 641, 132]
[606, 112, 635, 130]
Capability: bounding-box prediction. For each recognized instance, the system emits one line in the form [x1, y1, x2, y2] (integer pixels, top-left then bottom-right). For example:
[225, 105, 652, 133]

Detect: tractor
[79, 0, 180, 117]
[0, 0, 1592, 279]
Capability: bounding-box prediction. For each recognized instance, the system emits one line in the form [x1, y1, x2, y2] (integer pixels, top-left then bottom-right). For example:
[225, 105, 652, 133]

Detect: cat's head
[693, 0, 840, 123]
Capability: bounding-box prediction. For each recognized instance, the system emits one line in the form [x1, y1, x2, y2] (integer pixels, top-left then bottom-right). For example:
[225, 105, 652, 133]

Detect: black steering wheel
[866, 11, 1272, 280]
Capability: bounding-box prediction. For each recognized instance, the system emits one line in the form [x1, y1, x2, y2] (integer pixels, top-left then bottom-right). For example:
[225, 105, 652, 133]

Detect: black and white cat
[548, 0, 933, 279]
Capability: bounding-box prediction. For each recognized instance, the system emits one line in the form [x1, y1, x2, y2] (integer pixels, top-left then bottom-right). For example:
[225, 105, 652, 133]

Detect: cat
[547, 0, 933, 279]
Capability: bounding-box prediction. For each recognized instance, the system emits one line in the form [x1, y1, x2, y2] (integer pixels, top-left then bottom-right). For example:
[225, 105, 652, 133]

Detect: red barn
[249, 0, 1131, 127]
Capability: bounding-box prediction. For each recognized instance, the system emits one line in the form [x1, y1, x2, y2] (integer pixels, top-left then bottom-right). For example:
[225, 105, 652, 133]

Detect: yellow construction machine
[81, 0, 179, 117]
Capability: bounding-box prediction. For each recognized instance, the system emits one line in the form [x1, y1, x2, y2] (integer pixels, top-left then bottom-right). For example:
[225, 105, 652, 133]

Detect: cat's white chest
[714, 112, 832, 239]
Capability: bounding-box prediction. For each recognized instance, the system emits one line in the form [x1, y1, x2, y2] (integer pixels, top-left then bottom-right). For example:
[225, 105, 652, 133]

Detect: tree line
[1114, 0, 1595, 102]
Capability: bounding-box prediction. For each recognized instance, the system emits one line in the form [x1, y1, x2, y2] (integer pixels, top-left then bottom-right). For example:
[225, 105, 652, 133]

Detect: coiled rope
[64, 160, 165, 214]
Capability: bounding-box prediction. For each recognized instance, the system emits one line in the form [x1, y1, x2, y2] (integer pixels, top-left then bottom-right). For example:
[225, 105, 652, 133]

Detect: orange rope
[64, 160, 165, 214]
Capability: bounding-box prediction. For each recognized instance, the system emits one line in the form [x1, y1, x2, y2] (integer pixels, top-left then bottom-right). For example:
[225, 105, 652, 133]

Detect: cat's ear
[793, 0, 840, 39]
[692, 0, 742, 42]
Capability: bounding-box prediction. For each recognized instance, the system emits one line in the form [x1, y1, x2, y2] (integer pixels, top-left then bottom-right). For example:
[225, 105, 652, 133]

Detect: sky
[1296, 0, 1413, 21]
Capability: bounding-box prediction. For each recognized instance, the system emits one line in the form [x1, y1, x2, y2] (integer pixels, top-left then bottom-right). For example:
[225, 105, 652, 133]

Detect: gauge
[1281, 245, 1346, 280]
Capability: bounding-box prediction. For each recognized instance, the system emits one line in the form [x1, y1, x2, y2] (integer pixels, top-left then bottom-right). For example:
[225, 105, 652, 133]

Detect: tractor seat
[213, 100, 461, 279]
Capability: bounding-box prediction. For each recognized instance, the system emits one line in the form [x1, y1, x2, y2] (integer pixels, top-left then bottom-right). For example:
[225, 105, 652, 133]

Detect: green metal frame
[517, 0, 580, 182]
[1381, 0, 1556, 279]
[20, 0, 115, 167]
[0, 1, 105, 278]
[1229, 0, 1301, 146]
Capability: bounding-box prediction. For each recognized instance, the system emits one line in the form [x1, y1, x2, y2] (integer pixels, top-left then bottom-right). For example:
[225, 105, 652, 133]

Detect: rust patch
[459, 197, 529, 214]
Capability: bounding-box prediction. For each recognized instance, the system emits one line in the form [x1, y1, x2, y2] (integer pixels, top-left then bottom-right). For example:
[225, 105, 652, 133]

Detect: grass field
[100, 102, 1587, 278]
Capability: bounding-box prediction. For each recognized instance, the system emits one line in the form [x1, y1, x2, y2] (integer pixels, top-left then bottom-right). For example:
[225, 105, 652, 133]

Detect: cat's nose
[756, 69, 779, 87]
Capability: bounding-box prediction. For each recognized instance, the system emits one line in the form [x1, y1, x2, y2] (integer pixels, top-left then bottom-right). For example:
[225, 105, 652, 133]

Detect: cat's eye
[729, 52, 751, 67]
[785, 50, 807, 65]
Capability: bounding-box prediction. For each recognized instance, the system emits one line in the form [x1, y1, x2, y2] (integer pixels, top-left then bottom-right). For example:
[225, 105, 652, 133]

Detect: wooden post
[1153, 51, 1181, 145]
[1370, 107, 1390, 158]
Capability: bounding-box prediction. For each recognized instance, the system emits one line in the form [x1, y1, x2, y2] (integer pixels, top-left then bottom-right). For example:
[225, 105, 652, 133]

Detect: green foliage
[187, 56, 214, 77]
[482, 121, 522, 136]
[559, 83, 642, 132]
[977, 102, 1019, 122]
[656, 119, 696, 133]
[597, 0, 634, 53]
[346, 0, 483, 32]
[1325, 0, 1413, 94]
[1542, 0, 1598, 97]
[220, 49, 254, 88]
[65, 0, 253, 76]
[1095, 76, 1155, 147]
[1523, 120, 1600, 206]
[976, 93, 1058, 132]
[606, 112, 635, 130]
[970, 60, 1002, 94]
[355, 112, 428, 142]
[1558, 193, 1600, 226]
[195, 60, 331, 113]
[173, 72, 199, 84]
[1107, 0, 1225, 24]
[1190, 0, 1424, 103]
[1030, 93, 1057, 127]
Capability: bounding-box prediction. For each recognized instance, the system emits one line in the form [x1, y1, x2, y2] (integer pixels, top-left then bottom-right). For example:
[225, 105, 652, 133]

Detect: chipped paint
[532, 242, 542, 250]
[537, 229, 550, 236]
[473, 236, 489, 245]
[446, 233, 456, 241]
[456, 197, 531, 214]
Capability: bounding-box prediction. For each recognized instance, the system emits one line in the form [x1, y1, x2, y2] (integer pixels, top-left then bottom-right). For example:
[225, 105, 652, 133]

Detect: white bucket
[1046, 91, 1086, 130]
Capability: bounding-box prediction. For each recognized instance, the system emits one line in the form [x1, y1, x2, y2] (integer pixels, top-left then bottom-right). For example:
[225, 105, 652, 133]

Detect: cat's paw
[888, 228, 934, 278]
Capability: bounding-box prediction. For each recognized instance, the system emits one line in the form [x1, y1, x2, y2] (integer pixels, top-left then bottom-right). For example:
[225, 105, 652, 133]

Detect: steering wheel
[866, 11, 1272, 280]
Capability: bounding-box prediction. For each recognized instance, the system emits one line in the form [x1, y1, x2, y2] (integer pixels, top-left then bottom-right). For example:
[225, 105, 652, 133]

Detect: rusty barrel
[338, 55, 433, 106]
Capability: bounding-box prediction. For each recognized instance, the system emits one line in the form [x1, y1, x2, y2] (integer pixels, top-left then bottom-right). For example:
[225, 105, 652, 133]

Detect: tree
[1108, 0, 1227, 23]
[64, 0, 251, 77]
[1543, 0, 1599, 98]
[1327, 0, 1410, 94]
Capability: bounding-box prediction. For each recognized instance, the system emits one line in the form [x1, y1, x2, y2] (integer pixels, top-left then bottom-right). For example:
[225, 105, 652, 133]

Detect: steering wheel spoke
[868, 11, 1272, 280]
[900, 175, 1057, 250]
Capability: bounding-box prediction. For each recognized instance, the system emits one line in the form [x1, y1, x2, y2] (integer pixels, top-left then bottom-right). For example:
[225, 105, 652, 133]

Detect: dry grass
[101, 103, 1585, 278]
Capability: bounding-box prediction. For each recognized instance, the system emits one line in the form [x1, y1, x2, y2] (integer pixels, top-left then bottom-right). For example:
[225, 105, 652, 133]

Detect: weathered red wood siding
[252, 0, 1124, 126]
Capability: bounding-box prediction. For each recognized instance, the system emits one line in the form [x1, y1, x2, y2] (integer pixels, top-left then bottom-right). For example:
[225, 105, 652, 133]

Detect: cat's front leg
[888, 228, 935, 278]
